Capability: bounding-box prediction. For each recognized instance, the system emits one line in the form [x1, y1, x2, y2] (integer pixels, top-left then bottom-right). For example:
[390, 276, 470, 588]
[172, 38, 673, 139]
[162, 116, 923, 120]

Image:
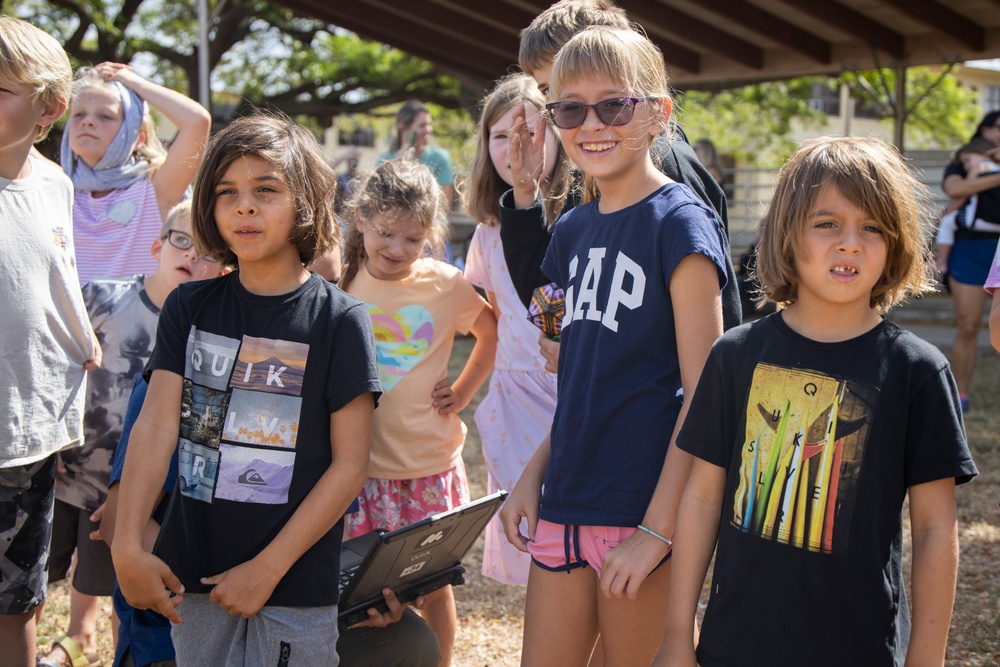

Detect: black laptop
[337, 491, 506, 629]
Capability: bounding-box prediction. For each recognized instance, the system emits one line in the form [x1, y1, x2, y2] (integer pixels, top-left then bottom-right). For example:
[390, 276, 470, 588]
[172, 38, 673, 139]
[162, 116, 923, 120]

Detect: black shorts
[48, 498, 116, 596]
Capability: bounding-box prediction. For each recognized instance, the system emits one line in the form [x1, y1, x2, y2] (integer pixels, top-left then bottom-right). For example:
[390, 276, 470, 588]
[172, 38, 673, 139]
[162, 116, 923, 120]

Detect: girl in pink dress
[462, 73, 571, 585]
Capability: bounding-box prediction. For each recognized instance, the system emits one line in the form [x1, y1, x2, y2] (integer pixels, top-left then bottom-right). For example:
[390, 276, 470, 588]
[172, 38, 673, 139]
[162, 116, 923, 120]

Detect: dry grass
[40, 338, 1000, 666]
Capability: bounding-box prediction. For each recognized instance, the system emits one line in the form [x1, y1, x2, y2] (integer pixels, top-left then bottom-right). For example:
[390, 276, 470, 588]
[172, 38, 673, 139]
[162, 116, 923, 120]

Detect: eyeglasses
[544, 97, 655, 129]
[165, 230, 220, 263]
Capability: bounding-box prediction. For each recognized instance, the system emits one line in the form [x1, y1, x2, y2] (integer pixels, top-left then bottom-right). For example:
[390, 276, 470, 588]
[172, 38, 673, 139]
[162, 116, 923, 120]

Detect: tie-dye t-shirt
[58, 276, 159, 512]
[677, 313, 977, 666]
[146, 272, 380, 607]
[984, 239, 1000, 293]
[346, 257, 487, 479]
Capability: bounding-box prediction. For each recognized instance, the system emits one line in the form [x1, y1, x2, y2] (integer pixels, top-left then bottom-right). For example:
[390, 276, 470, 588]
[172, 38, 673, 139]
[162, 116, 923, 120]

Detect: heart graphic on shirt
[106, 200, 137, 226]
[367, 304, 435, 391]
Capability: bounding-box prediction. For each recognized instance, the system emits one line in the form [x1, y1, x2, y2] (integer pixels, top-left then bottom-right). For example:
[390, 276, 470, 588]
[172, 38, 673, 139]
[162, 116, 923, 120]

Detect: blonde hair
[550, 26, 672, 201]
[550, 27, 670, 108]
[755, 136, 935, 313]
[518, 0, 630, 76]
[0, 16, 72, 142]
[191, 114, 340, 267]
[160, 199, 191, 238]
[341, 159, 447, 290]
[462, 73, 571, 226]
[70, 68, 168, 173]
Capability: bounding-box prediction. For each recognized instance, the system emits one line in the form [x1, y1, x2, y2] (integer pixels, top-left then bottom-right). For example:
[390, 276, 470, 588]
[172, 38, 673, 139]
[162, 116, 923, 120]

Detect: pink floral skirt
[346, 460, 471, 538]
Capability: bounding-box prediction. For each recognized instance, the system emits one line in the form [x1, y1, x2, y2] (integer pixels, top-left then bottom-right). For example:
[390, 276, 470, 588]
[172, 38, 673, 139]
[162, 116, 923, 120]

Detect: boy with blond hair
[0, 16, 100, 667]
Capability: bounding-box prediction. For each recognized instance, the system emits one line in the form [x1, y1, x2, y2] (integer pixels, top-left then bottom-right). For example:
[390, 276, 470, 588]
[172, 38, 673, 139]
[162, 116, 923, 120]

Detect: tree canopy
[678, 67, 982, 165]
[5, 0, 474, 124]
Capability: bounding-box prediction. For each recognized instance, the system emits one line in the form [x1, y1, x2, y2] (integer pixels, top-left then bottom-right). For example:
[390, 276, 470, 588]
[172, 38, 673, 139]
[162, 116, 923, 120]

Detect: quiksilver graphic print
[731, 363, 876, 555]
[179, 328, 308, 505]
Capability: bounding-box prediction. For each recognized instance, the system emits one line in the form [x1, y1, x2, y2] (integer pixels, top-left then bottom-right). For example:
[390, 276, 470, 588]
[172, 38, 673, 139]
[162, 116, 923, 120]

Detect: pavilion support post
[894, 63, 906, 152]
[198, 0, 210, 110]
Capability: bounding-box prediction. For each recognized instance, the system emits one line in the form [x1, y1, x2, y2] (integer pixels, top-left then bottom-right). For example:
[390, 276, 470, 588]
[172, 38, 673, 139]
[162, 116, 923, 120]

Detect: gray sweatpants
[170, 593, 339, 666]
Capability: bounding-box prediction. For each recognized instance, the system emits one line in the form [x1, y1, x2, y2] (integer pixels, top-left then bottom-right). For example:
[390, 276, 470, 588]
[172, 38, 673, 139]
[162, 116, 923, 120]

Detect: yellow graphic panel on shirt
[732, 363, 876, 555]
[223, 389, 300, 447]
[368, 304, 434, 391]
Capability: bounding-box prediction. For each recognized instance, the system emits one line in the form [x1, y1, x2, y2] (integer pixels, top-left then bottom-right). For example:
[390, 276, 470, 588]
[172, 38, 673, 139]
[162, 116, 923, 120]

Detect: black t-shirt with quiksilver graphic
[147, 272, 380, 607]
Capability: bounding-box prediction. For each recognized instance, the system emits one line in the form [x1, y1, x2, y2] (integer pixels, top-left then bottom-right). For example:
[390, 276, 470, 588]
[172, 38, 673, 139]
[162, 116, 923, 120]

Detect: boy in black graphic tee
[113, 116, 380, 666]
[660, 138, 978, 667]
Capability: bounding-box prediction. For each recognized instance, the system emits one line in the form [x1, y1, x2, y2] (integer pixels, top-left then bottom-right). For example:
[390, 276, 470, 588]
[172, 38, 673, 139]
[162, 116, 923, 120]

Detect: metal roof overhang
[273, 0, 1000, 91]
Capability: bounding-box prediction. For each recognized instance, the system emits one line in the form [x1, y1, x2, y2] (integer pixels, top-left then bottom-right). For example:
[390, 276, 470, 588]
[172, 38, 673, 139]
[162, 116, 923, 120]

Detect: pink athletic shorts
[346, 460, 471, 539]
[526, 519, 642, 579]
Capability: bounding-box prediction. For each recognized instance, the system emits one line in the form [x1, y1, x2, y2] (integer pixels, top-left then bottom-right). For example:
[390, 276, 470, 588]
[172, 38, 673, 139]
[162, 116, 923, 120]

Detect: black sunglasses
[544, 97, 655, 129]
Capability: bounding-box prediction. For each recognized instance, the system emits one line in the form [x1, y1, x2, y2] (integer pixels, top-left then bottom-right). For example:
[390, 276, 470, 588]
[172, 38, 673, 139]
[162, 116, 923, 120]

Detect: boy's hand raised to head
[114, 549, 184, 623]
[202, 557, 282, 618]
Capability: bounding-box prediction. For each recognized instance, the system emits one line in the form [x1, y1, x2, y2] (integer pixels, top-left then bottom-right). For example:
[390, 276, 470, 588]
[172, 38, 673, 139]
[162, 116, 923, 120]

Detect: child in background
[378, 101, 456, 212]
[112, 114, 380, 666]
[342, 159, 498, 667]
[499, 27, 728, 666]
[461, 73, 570, 586]
[662, 137, 978, 667]
[0, 16, 99, 667]
[38, 201, 229, 667]
[935, 137, 1000, 275]
[988, 241, 1000, 351]
[61, 61, 211, 285]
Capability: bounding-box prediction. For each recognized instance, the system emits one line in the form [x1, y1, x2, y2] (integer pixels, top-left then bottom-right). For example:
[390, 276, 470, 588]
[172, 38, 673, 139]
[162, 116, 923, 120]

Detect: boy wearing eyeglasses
[42, 200, 230, 666]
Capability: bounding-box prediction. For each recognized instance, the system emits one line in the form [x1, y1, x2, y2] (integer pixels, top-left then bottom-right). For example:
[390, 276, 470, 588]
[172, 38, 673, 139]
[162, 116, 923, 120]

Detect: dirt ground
[39, 338, 1000, 666]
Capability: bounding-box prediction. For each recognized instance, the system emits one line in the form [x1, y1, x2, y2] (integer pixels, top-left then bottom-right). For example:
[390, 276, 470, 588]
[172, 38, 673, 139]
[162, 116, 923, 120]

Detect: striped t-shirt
[73, 178, 162, 285]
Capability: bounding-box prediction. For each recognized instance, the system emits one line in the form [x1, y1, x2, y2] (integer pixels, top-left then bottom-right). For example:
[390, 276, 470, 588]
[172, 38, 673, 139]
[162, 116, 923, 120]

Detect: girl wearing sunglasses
[499, 26, 729, 666]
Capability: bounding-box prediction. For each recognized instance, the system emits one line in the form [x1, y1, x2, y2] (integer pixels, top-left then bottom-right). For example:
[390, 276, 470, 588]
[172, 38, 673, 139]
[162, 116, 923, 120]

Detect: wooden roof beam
[431, 0, 537, 34]
[770, 0, 906, 58]
[287, 0, 506, 80]
[878, 0, 985, 51]
[513, 0, 702, 72]
[695, 0, 832, 64]
[617, 0, 764, 68]
[360, 0, 520, 59]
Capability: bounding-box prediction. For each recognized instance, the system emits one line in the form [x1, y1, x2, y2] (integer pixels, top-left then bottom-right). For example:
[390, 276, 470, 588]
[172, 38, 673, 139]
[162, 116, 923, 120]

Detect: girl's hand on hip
[600, 529, 671, 600]
[431, 380, 468, 414]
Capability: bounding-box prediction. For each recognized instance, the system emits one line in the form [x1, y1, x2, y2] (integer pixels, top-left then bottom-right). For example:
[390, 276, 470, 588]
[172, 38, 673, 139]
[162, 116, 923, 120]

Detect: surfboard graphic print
[731, 363, 876, 555]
